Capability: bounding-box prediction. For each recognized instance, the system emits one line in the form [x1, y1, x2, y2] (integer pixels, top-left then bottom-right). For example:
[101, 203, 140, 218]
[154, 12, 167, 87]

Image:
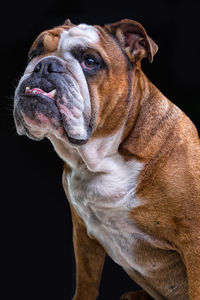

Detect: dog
[13, 18, 200, 300]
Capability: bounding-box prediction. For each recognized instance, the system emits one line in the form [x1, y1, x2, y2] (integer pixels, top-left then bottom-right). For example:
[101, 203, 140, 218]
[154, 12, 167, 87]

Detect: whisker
[5, 95, 14, 101]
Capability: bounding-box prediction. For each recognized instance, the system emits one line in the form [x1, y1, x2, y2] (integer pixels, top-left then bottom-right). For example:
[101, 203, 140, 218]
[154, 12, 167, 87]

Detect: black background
[1, 1, 200, 299]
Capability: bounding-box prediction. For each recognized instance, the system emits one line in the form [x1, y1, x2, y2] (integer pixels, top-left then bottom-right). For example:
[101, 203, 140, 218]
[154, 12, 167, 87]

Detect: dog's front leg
[179, 238, 200, 300]
[184, 248, 200, 300]
[71, 205, 106, 300]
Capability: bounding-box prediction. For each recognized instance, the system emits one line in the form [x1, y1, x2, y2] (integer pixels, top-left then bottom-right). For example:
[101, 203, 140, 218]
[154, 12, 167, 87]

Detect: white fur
[58, 24, 99, 56]
[62, 131, 145, 268]
[67, 154, 144, 269]
[56, 25, 98, 136]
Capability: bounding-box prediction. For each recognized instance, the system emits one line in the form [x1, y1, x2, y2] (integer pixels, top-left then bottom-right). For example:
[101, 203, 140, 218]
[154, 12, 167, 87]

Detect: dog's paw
[120, 290, 153, 300]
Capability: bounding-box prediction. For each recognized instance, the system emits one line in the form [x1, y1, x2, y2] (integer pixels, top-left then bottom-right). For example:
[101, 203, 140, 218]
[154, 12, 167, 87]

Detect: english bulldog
[13, 18, 200, 300]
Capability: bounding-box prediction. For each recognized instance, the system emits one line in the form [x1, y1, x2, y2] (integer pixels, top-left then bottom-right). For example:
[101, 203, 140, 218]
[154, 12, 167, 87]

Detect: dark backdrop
[1, 1, 200, 299]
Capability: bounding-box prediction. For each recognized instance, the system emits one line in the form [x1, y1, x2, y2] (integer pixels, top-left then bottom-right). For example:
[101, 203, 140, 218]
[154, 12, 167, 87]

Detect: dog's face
[14, 19, 157, 146]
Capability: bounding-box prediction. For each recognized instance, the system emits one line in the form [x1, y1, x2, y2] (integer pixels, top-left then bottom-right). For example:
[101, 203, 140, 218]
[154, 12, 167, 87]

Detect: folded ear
[105, 19, 158, 63]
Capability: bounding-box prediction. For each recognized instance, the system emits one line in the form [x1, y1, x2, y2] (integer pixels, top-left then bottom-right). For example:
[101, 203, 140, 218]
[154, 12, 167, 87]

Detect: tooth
[25, 87, 30, 92]
[47, 89, 56, 99]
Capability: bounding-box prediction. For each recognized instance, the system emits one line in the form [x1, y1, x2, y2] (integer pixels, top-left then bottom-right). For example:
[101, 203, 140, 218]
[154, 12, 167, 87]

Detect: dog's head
[14, 19, 158, 146]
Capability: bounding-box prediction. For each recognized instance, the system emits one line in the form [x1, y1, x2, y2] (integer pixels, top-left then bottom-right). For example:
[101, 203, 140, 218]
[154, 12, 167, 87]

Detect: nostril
[47, 61, 64, 73]
[34, 62, 41, 73]
[33, 59, 64, 76]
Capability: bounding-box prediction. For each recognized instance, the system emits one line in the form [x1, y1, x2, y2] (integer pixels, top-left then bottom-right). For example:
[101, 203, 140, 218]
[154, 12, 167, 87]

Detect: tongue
[31, 88, 45, 94]
[25, 87, 56, 99]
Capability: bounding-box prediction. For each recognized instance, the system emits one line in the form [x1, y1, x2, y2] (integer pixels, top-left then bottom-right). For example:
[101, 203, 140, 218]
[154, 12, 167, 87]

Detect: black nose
[33, 58, 64, 76]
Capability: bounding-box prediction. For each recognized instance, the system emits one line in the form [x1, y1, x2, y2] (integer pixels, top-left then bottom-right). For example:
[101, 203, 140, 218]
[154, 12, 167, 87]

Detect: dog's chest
[67, 156, 146, 267]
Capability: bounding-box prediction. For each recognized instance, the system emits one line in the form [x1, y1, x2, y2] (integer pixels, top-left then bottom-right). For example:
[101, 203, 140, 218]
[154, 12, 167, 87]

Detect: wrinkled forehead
[30, 24, 100, 54]
[29, 23, 123, 61]
[58, 24, 100, 52]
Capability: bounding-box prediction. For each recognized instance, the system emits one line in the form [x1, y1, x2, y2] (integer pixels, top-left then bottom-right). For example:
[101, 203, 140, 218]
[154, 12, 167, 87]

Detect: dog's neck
[120, 69, 183, 162]
[120, 68, 152, 144]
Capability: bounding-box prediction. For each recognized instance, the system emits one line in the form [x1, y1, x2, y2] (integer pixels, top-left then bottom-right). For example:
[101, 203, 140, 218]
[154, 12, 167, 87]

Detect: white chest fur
[66, 152, 144, 268]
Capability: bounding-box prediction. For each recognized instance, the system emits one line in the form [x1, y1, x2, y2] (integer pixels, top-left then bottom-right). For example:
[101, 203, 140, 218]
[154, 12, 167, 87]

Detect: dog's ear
[105, 19, 158, 63]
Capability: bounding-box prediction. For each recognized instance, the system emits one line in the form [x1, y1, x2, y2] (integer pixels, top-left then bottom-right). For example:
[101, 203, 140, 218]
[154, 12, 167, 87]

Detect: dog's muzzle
[14, 56, 92, 145]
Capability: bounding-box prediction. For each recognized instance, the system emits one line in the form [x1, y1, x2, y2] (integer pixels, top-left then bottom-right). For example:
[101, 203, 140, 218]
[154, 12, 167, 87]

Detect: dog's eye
[81, 55, 100, 72]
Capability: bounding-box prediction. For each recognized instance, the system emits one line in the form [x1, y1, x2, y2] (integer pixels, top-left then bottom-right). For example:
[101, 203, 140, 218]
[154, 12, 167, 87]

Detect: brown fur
[119, 76, 200, 299]
[29, 24, 73, 56]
